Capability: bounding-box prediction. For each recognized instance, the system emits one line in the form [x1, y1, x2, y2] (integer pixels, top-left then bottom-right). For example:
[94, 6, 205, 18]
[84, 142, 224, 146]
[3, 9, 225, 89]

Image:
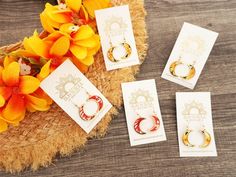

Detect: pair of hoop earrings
[182, 128, 211, 148]
[107, 34, 132, 62]
[133, 112, 160, 135]
[169, 58, 196, 80]
[73, 91, 103, 121]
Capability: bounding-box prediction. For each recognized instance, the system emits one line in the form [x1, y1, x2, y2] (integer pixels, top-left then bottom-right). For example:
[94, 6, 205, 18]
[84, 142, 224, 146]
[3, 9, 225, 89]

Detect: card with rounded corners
[122, 79, 166, 146]
[95, 5, 140, 71]
[40, 60, 112, 133]
[176, 92, 217, 157]
[162, 22, 219, 89]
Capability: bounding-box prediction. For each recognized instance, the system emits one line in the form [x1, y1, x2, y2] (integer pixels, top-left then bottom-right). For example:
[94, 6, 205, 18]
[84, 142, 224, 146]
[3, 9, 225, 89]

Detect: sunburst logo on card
[105, 16, 127, 36]
[129, 89, 154, 109]
[56, 74, 82, 101]
[182, 100, 207, 120]
[180, 35, 206, 57]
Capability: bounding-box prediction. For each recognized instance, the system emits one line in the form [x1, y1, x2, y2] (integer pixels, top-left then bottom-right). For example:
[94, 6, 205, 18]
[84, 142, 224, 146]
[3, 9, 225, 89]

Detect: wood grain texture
[0, 0, 235, 176]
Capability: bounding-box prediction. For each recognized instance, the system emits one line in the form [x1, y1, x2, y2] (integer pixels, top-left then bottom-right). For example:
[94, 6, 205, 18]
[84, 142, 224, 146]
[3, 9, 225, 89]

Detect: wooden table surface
[0, 0, 236, 176]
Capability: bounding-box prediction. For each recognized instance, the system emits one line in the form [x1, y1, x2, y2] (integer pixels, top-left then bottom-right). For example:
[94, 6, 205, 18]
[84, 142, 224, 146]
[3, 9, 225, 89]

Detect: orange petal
[0, 118, 8, 133]
[14, 49, 40, 59]
[40, 12, 55, 33]
[3, 56, 15, 68]
[19, 76, 40, 94]
[73, 25, 94, 41]
[0, 95, 5, 107]
[46, 3, 71, 14]
[83, 0, 110, 18]
[34, 88, 53, 105]
[80, 5, 89, 21]
[71, 57, 89, 73]
[44, 3, 72, 24]
[0, 66, 4, 86]
[87, 44, 100, 56]
[27, 33, 50, 58]
[74, 35, 98, 48]
[26, 94, 49, 111]
[2, 62, 20, 87]
[79, 55, 94, 66]
[59, 23, 76, 34]
[50, 36, 70, 56]
[37, 60, 51, 81]
[0, 86, 12, 101]
[65, 0, 81, 12]
[70, 44, 87, 60]
[2, 94, 25, 121]
[0, 109, 25, 126]
[26, 103, 37, 113]
[43, 31, 63, 42]
[23, 37, 35, 53]
[87, 35, 100, 55]
[46, 6, 72, 23]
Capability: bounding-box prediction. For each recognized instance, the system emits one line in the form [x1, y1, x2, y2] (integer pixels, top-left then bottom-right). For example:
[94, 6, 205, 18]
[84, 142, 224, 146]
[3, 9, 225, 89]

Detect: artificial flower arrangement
[0, 0, 110, 133]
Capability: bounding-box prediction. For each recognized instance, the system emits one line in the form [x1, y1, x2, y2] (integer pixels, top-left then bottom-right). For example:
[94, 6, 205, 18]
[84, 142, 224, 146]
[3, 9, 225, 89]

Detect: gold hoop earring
[182, 128, 211, 148]
[107, 42, 132, 62]
[199, 129, 211, 148]
[182, 128, 195, 147]
[169, 60, 196, 80]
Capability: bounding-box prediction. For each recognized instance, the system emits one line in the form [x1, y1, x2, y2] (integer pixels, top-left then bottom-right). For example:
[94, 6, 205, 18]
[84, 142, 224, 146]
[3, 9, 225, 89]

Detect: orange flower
[18, 24, 100, 72]
[45, 23, 100, 66]
[40, 0, 110, 33]
[17, 31, 51, 59]
[0, 61, 51, 132]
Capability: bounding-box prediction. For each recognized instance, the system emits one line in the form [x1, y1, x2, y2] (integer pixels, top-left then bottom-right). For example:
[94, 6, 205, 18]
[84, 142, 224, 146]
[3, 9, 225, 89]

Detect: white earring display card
[176, 92, 217, 157]
[122, 79, 166, 146]
[40, 60, 112, 134]
[95, 5, 140, 71]
[161, 22, 219, 89]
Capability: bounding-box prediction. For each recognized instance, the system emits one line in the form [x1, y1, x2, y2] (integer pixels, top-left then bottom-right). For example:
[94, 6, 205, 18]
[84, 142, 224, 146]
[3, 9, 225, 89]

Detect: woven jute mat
[0, 0, 148, 173]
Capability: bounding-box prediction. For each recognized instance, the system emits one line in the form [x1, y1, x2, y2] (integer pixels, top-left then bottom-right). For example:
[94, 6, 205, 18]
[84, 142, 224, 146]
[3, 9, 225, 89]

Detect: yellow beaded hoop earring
[107, 34, 132, 62]
[169, 58, 196, 80]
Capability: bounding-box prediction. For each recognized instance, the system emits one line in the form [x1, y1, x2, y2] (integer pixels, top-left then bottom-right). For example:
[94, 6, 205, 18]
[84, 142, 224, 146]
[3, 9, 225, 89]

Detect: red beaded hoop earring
[79, 95, 104, 121]
[134, 114, 160, 135]
[72, 90, 104, 121]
